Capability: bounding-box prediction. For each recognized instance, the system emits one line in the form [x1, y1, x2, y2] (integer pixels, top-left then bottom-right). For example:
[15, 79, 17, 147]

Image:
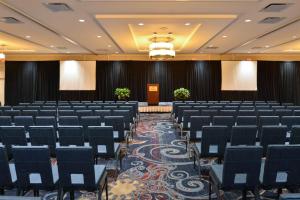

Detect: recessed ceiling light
[222, 35, 228, 38]
[265, 45, 270, 48]
[97, 35, 102, 38]
[78, 19, 85, 22]
[184, 22, 191, 26]
[292, 35, 298, 39]
[209, 45, 214, 47]
[107, 45, 112, 48]
[138, 22, 144, 26]
[247, 51, 251, 53]
[50, 45, 55, 48]
[115, 51, 119, 54]
[25, 35, 31, 38]
[66, 51, 70, 53]
[245, 19, 252, 23]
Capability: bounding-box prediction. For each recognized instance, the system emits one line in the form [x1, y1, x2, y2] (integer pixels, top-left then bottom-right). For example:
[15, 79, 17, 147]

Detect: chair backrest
[87, 126, 115, 158]
[104, 116, 125, 141]
[0, 146, 14, 187]
[201, 109, 218, 119]
[12, 146, 55, 189]
[262, 145, 300, 188]
[81, 116, 101, 141]
[76, 110, 93, 117]
[257, 109, 274, 116]
[275, 109, 293, 118]
[0, 116, 12, 126]
[35, 116, 57, 129]
[238, 110, 256, 116]
[56, 147, 97, 189]
[39, 110, 57, 117]
[58, 110, 75, 116]
[290, 126, 300, 144]
[59, 116, 79, 126]
[94, 110, 111, 121]
[58, 126, 84, 146]
[260, 125, 287, 156]
[22, 110, 38, 118]
[213, 116, 235, 140]
[112, 110, 131, 130]
[73, 106, 87, 110]
[189, 116, 211, 141]
[281, 116, 300, 131]
[182, 110, 200, 129]
[28, 126, 56, 156]
[3, 110, 21, 119]
[230, 125, 257, 146]
[236, 116, 257, 126]
[177, 106, 192, 123]
[222, 146, 262, 189]
[14, 116, 34, 130]
[88, 106, 102, 111]
[201, 126, 227, 158]
[258, 116, 280, 138]
[219, 110, 237, 118]
[0, 126, 27, 159]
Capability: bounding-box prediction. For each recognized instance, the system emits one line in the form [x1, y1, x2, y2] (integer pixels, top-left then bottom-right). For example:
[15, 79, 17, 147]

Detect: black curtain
[96, 61, 221, 101]
[5, 61, 59, 105]
[257, 61, 300, 105]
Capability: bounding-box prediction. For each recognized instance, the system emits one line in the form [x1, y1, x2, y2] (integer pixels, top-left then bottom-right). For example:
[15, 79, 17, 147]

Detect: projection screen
[59, 60, 96, 90]
[221, 61, 257, 91]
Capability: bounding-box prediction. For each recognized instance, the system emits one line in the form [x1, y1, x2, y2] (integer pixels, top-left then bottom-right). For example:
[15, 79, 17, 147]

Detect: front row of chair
[209, 145, 300, 200]
[0, 146, 108, 200]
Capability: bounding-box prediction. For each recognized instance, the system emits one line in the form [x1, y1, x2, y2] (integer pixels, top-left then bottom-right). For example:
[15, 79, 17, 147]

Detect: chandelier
[149, 32, 175, 59]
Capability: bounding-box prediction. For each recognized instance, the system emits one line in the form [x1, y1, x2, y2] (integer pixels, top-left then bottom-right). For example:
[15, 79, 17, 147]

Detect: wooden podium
[147, 83, 159, 105]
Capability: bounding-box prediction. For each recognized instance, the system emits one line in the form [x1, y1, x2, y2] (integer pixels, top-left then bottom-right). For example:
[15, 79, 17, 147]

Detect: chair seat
[97, 143, 120, 154]
[196, 131, 202, 139]
[194, 143, 219, 155]
[51, 164, 59, 183]
[94, 165, 106, 185]
[9, 163, 17, 182]
[210, 164, 223, 185]
[280, 193, 300, 200]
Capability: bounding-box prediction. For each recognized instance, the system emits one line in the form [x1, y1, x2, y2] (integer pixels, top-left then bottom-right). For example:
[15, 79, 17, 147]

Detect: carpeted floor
[5, 113, 283, 199]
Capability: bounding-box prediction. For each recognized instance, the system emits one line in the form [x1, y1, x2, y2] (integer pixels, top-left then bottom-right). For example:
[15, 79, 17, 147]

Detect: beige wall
[0, 62, 4, 105]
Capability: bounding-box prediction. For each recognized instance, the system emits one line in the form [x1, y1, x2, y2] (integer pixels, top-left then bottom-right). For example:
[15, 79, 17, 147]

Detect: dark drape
[96, 61, 221, 101]
[257, 61, 300, 105]
[5, 61, 59, 105]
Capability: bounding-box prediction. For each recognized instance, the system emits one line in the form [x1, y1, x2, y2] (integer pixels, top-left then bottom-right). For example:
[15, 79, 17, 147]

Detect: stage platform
[138, 102, 172, 113]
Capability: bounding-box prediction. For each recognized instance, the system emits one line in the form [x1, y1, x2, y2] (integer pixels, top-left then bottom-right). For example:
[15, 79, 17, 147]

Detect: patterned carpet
[5, 113, 283, 199]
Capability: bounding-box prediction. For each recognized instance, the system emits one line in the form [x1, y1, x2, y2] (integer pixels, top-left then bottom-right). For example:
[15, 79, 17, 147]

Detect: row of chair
[0, 145, 108, 200]
[208, 145, 300, 200]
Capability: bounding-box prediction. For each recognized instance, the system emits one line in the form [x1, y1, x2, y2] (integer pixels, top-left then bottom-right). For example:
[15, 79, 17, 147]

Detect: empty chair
[56, 147, 108, 200]
[81, 116, 101, 141]
[281, 116, 300, 132]
[58, 126, 84, 146]
[177, 106, 192, 123]
[72, 106, 86, 110]
[193, 126, 228, 175]
[295, 110, 300, 116]
[14, 116, 34, 131]
[12, 146, 58, 196]
[290, 126, 300, 144]
[0, 106, 11, 111]
[24, 106, 40, 111]
[258, 116, 280, 138]
[103, 106, 118, 111]
[58, 106, 72, 110]
[213, 116, 235, 140]
[238, 110, 256, 116]
[58, 110, 75, 116]
[112, 110, 133, 132]
[239, 106, 254, 110]
[223, 106, 239, 110]
[260, 125, 287, 156]
[182, 110, 200, 130]
[88, 126, 122, 168]
[257, 109, 274, 116]
[0, 145, 17, 195]
[59, 116, 79, 126]
[35, 116, 57, 130]
[236, 116, 257, 126]
[94, 110, 111, 121]
[209, 146, 263, 200]
[88, 106, 102, 111]
[42, 106, 56, 110]
[39, 110, 57, 117]
[260, 145, 300, 197]
[282, 103, 294, 107]
[230, 126, 257, 146]
[103, 116, 127, 144]
[280, 193, 300, 200]
[0, 126, 27, 159]
[189, 116, 211, 142]
[172, 103, 186, 119]
[76, 110, 93, 117]
[219, 110, 237, 119]
[22, 110, 38, 118]
[0, 116, 12, 126]
[28, 126, 57, 156]
[3, 110, 21, 120]
[275, 109, 293, 118]
[201, 109, 218, 120]
[272, 106, 285, 110]
[13, 106, 25, 111]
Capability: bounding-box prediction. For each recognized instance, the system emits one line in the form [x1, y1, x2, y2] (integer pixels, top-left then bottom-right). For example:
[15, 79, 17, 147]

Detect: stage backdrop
[4, 60, 300, 105]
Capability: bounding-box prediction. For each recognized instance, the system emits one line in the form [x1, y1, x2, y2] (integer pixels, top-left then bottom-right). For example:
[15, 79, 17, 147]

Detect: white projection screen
[59, 60, 96, 90]
[221, 61, 257, 91]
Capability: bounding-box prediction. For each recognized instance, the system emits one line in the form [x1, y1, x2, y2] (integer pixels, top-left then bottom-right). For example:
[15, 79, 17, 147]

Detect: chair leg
[57, 188, 63, 200]
[242, 190, 247, 200]
[209, 177, 212, 200]
[69, 190, 75, 200]
[0, 188, 4, 195]
[193, 151, 196, 169]
[119, 154, 123, 169]
[97, 190, 102, 200]
[105, 177, 109, 200]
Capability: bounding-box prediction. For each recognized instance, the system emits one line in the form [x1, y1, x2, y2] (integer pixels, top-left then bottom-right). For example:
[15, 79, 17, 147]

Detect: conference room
[1, 0, 300, 200]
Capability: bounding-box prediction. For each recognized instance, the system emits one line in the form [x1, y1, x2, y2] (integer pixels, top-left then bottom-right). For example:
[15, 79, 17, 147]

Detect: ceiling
[0, 0, 300, 55]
